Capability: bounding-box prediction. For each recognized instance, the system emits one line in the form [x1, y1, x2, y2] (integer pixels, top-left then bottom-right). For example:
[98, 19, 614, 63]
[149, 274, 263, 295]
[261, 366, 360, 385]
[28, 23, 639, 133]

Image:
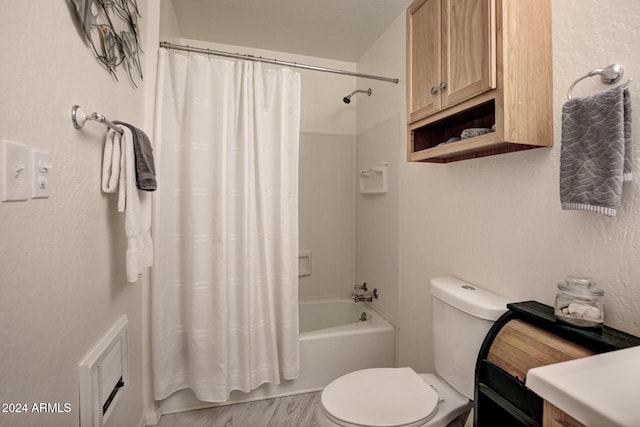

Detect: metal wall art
[69, 0, 143, 87]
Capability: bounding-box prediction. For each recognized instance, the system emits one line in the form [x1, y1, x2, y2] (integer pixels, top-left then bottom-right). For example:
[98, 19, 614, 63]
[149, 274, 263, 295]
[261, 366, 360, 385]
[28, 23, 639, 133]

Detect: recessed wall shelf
[298, 251, 312, 277]
[359, 163, 388, 194]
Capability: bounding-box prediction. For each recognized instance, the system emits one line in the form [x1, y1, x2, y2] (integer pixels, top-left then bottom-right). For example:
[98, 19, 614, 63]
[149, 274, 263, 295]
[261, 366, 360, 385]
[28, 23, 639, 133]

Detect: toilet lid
[321, 368, 439, 427]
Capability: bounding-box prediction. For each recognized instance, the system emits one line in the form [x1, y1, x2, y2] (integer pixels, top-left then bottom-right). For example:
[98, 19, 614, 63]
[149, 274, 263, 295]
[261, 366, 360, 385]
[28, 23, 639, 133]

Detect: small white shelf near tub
[298, 251, 312, 277]
[359, 162, 388, 194]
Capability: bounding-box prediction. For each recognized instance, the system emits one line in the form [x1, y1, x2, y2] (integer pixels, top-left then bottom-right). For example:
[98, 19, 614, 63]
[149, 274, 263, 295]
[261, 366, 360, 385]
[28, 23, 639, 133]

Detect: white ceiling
[170, 0, 413, 62]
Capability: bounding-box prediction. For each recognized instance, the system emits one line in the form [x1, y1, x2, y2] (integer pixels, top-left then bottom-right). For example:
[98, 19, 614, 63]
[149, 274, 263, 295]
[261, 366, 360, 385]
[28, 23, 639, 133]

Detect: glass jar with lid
[554, 276, 604, 328]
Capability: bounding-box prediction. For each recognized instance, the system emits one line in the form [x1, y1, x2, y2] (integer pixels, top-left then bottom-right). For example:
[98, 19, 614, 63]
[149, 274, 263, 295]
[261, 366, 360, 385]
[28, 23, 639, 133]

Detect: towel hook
[71, 105, 124, 135]
[567, 64, 628, 100]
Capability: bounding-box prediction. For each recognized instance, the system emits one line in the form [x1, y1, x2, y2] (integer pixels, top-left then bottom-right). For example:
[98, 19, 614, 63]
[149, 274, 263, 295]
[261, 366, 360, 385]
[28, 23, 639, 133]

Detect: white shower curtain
[151, 48, 301, 402]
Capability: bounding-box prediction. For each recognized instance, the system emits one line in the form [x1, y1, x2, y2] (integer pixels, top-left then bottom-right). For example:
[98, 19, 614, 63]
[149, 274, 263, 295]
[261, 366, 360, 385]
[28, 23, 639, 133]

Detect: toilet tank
[430, 276, 510, 400]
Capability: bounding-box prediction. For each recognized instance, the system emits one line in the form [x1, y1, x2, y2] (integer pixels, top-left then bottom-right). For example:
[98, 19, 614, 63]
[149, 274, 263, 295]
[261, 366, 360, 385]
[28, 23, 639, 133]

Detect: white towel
[102, 128, 153, 282]
[101, 129, 121, 193]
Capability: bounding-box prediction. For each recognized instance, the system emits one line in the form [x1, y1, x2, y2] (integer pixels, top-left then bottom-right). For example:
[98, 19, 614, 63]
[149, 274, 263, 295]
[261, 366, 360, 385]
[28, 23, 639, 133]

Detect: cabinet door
[543, 401, 586, 427]
[407, 0, 441, 122]
[442, 0, 495, 108]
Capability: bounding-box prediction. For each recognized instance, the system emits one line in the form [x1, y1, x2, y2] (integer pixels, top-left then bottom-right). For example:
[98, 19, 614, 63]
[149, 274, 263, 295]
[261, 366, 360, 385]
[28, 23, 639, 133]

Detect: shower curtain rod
[160, 41, 400, 84]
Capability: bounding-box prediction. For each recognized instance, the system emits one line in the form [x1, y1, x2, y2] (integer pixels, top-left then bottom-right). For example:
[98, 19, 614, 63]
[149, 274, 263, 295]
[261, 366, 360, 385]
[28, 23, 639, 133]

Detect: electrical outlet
[2, 140, 29, 202]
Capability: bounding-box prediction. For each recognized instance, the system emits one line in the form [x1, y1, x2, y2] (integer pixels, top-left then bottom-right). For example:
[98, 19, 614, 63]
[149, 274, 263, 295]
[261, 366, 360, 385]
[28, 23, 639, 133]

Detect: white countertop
[526, 345, 640, 427]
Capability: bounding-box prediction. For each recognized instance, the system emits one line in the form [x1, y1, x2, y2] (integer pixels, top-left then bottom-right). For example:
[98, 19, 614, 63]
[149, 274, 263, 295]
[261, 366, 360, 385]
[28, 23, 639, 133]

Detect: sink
[526, 345, 640, 427]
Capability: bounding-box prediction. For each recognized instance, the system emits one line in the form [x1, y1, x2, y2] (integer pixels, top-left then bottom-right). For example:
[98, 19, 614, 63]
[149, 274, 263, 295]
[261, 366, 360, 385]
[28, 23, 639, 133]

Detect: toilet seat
[321, 368, 440, 427]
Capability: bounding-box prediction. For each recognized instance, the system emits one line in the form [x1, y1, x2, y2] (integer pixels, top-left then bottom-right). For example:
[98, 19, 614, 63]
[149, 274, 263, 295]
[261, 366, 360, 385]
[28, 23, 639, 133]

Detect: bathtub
[157, 297, 396, 414]
[296, 297, 396, 388]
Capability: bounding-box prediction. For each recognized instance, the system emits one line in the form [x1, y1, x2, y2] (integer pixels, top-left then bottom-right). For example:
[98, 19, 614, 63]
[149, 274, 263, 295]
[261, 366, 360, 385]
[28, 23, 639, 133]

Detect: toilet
[317, 276, 511, 427]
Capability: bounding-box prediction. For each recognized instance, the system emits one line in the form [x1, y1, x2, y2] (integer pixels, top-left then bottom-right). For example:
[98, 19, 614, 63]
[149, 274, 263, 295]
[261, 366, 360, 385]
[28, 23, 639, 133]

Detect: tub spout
[353, 287, 379, 303]
[353, 294, 373, 303]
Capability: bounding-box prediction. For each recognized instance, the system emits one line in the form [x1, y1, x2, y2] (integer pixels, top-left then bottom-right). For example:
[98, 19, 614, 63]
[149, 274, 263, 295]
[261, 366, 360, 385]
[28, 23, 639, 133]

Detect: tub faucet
[355, 282, 368, 292]
[353, 294, 373, 303]
[352, 287, 379, 303]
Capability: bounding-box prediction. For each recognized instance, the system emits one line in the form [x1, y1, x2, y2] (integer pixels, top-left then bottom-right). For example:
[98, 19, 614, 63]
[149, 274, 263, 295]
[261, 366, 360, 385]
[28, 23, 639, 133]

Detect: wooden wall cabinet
[406, 0, 552, 163]
[407, 0, 495, 122]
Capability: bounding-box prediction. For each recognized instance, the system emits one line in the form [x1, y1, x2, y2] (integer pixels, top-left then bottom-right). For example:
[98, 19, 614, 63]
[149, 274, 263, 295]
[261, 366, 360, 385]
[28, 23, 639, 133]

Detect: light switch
[2, 140, 29, 202]
[31, 149, 51, 199]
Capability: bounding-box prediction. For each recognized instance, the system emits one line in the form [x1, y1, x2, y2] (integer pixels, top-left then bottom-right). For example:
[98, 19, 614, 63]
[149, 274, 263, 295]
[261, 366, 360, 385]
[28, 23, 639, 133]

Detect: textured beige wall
[397, 0, 640, 373]
[0, 2, 155, 426]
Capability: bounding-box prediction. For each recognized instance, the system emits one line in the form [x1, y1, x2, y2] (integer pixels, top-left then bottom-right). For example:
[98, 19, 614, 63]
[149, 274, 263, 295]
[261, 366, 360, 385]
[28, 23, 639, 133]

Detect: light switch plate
[31, 149, 50, 199]
[2, 140, 29, 202]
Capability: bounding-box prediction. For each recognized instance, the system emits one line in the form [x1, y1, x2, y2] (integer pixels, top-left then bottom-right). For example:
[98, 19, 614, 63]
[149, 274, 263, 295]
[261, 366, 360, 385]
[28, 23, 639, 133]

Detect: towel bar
[567, 64, 632, 99]
[71, 105, 124, 135]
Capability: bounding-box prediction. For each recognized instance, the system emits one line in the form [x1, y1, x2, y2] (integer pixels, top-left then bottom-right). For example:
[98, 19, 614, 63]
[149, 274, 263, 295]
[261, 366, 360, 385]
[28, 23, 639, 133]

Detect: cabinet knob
[439, 82, 447, 90]
[430, 86, 438, 95]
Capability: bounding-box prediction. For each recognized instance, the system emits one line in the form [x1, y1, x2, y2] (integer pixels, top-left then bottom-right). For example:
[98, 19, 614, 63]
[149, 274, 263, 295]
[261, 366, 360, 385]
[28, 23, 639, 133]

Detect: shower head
[343, 88, 372, 104]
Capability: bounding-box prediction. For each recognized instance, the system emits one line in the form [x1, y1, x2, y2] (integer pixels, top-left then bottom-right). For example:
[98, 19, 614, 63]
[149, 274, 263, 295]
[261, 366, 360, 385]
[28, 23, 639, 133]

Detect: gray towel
[560, 85, 632, 216]
[114, 121, 157, 191]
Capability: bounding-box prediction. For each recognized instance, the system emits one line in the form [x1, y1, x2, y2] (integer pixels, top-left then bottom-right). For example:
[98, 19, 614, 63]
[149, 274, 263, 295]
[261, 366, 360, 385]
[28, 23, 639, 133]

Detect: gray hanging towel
[114, 121, 157, 191]
[560, 85, 632, 217]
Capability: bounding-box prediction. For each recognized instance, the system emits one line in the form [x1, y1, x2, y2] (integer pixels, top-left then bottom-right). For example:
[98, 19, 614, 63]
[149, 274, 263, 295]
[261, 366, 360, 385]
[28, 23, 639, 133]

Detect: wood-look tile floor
[156, 391, 321, 427]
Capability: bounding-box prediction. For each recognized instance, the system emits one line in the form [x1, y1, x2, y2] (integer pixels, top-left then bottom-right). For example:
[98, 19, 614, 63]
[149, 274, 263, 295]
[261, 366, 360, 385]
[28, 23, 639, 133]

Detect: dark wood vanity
[474, 301, 640, 427]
